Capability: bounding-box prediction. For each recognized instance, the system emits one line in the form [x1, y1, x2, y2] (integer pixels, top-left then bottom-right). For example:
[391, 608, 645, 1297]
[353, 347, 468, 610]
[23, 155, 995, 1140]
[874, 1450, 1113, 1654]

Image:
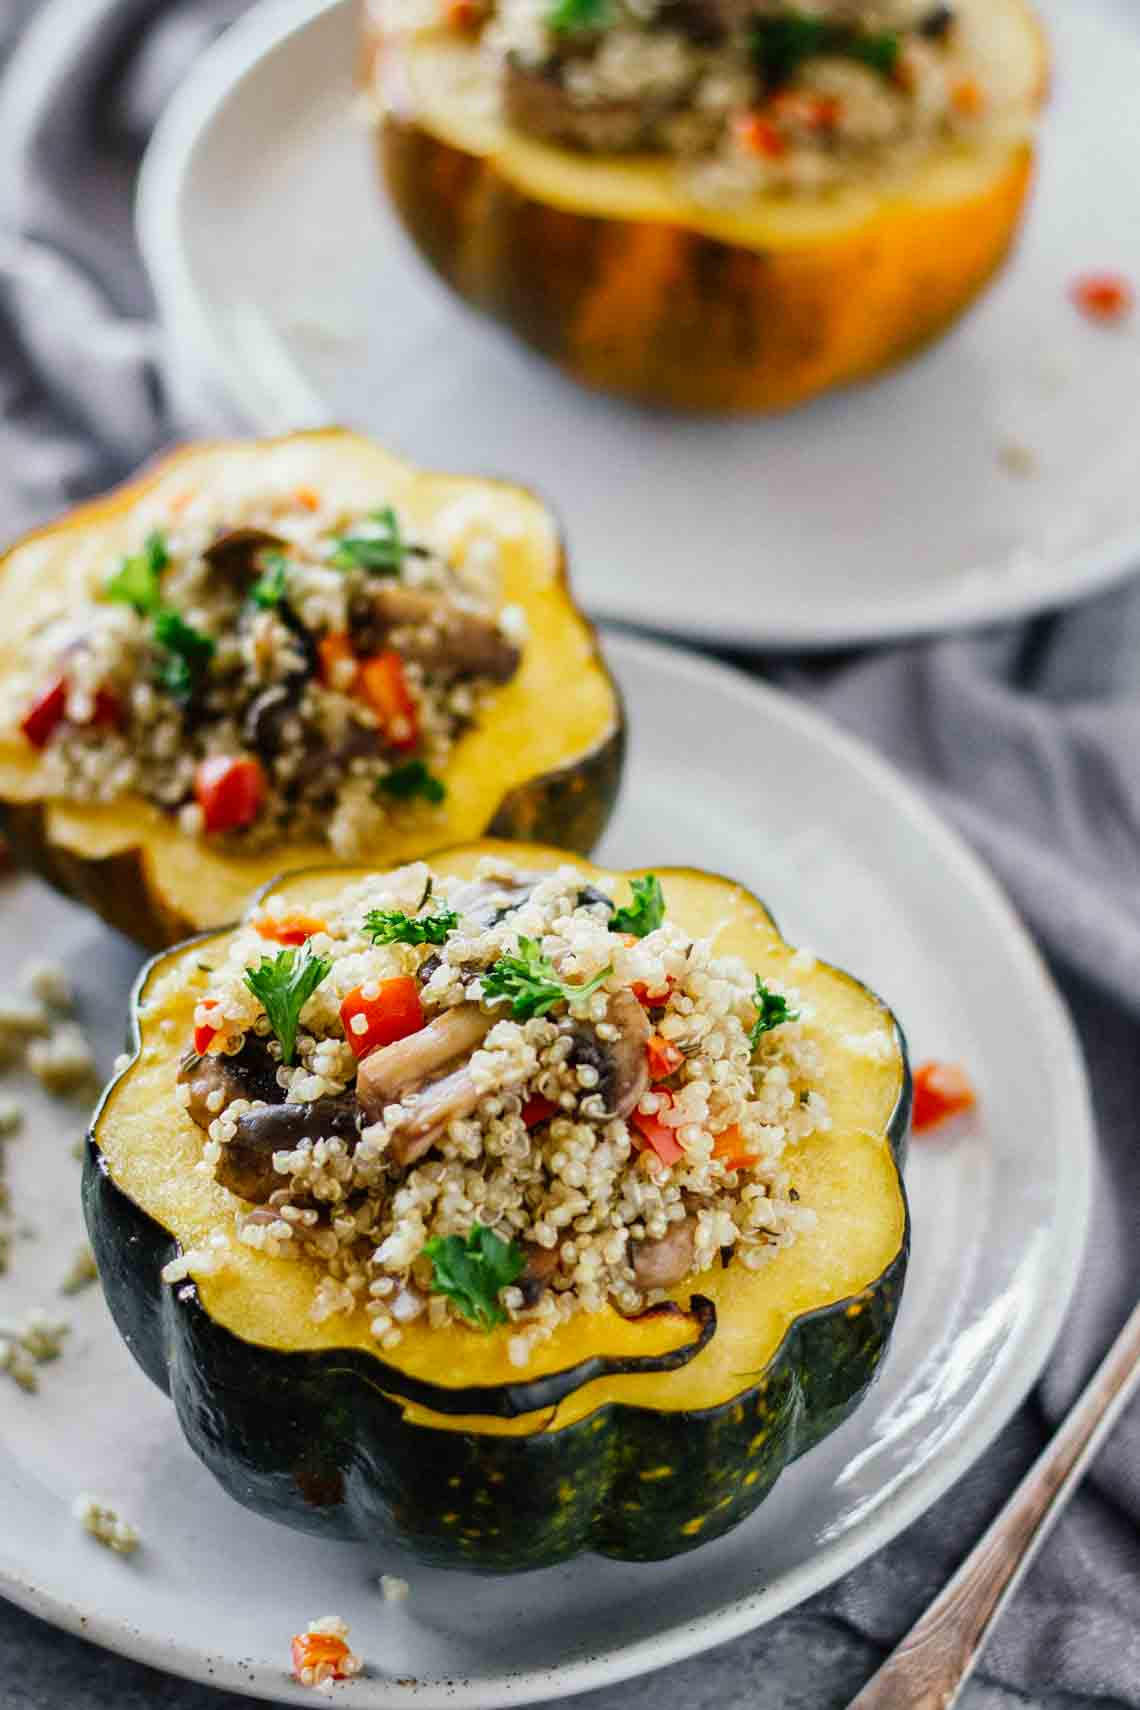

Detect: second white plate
[138, 0, 1140, 650]
[0, 632, 1091, 1706]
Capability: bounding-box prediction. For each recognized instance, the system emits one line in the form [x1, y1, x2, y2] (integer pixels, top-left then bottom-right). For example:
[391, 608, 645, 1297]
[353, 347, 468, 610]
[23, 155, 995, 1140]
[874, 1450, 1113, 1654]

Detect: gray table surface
[0, 1, 1132, 1706]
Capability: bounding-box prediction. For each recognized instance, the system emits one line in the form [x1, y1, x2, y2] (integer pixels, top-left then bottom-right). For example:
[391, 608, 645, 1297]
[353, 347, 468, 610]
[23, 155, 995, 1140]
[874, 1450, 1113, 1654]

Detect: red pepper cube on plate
[912, 1061, 977, 1132]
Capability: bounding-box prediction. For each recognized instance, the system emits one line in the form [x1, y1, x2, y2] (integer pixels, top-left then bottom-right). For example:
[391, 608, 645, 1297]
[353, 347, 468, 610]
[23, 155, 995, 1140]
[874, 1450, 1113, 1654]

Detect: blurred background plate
[137, 0, 1140, 651]
[0, 633, 1092, 1705]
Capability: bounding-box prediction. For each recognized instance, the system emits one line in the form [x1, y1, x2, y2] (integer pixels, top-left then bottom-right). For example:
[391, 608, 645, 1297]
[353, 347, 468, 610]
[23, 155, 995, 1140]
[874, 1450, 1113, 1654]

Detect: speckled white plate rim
[0, 630, 1094, 1707]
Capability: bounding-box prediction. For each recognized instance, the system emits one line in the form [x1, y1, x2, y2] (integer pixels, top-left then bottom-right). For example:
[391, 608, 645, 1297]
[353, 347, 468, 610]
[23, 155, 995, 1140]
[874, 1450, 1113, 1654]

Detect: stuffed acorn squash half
[366, 0, 1046, 412]
[85, 842, 910, 1570]
[0, 432, 622, 948]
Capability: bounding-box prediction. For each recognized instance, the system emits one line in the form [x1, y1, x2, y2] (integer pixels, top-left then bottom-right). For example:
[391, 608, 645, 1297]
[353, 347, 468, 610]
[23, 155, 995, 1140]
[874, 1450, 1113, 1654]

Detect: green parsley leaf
[364, 907, 459, 946]
[548, 0, 612, 33]
[153, 610, 215, 699]
[377, 760, 447, 805]
[330, 505, 407, 576]
[751, 13, 898, 86]
[482, 938, 612, 1021]
[750, 977, 799, 1051]
[250, 551, 290, 609]
[610, 875, 665, 939]
[422, 1224, 524, 1330]
[104, 531, 169, 615]
[243, 946, 332, 1066]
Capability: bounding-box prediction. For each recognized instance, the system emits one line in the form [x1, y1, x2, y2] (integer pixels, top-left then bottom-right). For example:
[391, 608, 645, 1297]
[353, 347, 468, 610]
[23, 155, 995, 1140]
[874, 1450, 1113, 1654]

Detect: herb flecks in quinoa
[6, 484, 523, 857]
[467, 0, 1040, 198]
[176, 858, 827, 1367]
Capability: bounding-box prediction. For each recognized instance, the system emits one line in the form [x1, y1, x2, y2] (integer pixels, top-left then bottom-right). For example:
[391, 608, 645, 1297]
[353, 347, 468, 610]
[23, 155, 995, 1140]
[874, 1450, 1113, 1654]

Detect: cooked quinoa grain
[4, 482, 523, 857]
[405, 0, 1041, 200]
[173, 859, 825, 1362]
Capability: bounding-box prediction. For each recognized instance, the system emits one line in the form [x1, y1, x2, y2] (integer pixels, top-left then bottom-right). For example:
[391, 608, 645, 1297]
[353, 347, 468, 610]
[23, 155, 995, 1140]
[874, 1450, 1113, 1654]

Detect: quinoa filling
[438, 0, 1036, 192]
[176, 857, 827, 1367]
[5, 485, 524, 855]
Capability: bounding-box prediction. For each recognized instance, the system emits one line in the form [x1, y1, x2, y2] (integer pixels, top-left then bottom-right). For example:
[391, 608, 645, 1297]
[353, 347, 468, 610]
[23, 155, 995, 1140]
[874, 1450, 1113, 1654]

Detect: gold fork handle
[846, 1297, 1140, 1710]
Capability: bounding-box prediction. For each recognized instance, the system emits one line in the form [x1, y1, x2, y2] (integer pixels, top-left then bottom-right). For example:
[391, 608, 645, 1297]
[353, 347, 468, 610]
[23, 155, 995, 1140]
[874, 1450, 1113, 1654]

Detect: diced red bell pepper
[770, 90, 841, 131]
[631, 976, 675, 1009]
[193, 1023, 219, 1055]
[712, 1124, 759, 1172]
[733, 112, 787, 159]
[632, 1094, 684, 1165]
[20, 679, 68, 749]
[318, 631, 358, 692]
[90, 686, 123, 728]
[445, 0, 485, 30]
[358, 650, 419, 752]
[194, 755, 267, 835]
[911, 1061, 977, 1133]
[294, 486, 321, 512]
[522, 1093, 558, 1128]
[1071, 273, 1134, 326]
[646, 1034, 683, 1081]
[255, 913, 327, 947]
[290, 1632, 356, 1683]
[341, 975, 425, 1059]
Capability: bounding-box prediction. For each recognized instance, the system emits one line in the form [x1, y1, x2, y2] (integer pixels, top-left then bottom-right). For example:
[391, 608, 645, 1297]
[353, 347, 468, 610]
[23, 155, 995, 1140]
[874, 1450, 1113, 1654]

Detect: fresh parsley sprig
[330, 506, 407, 576]
[364, 907, 459, 946]
[422, 1224, 524, 1330]
[104, 531, 169, 615]
[377, 760, 446, 805]
[611, 875, 665, 938]
[243, 945, 332, 1066]
[548, 0, 612, 33]
[482, 939, 611, 1021]
[750, 977, 799, 1051]
[250, 550, 290, 609]
[750, 13, 899, 87]
[154, 610, 215, 699]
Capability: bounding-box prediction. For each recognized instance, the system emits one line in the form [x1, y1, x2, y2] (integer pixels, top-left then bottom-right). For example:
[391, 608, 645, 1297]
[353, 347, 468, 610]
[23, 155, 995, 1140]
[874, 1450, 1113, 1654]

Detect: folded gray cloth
[0, 5, 1136, 1709]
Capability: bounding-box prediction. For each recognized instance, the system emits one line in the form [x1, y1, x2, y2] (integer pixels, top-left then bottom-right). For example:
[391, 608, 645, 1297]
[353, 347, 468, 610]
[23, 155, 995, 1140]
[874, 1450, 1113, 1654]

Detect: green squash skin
[83, 918, 910, 1572]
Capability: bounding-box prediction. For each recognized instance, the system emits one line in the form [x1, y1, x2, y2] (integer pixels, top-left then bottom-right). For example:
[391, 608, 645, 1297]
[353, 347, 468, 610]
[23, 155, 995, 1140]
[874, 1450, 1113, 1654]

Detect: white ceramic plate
[137, 0, 1140, 650]
[0, 633, 1091, 1706]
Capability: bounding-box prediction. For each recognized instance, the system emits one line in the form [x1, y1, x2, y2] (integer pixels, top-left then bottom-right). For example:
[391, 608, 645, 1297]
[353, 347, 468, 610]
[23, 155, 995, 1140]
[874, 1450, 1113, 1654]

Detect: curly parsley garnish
[330, 506, 407, 576]
[611, 875, 665, 939]
[750, 977, 799, 1050]
[377, 760, 446, 805]
[750, 14, 898, 87]
[548, 0, 612, 33]
[364, 907, 459, 946]
[422, 1224, 524, 1330]
[482, 939, 611, 1021]
[153, 610, 215, 699]
[104, 531, 169, 615]
[243, 946, 332, 1066]
[250, 550, 290, 609]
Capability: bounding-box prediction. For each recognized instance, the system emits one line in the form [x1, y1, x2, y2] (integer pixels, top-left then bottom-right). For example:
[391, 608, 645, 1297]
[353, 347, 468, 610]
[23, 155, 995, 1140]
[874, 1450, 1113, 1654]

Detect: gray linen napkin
[0, 5, 1136, 1708]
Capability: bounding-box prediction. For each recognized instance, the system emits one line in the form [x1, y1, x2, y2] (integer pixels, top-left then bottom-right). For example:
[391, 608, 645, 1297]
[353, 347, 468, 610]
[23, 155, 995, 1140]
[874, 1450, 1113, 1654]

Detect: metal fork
[846, 1297, 1140, 1710]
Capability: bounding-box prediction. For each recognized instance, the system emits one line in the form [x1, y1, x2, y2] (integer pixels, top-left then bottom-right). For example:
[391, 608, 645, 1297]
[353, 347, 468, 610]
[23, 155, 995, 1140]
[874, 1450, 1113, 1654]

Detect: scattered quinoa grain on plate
[73, 1494, 140, 1554]
[379, 1574, 410, 1602]
[169, 856, 824, 1362]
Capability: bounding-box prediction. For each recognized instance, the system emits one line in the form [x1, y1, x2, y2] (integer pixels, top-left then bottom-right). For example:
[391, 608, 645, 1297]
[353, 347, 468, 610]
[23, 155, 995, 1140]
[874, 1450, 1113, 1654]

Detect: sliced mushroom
[631, 1218, 696, 1291]
[356, 1004, 494, 1124]
[568, 989, 651, 1120]
[385, 1062, 484, 1168]
[218, 1094, 360, 1203]
[518, 1241, 560, 1307]
[178, 1035, 283, 1129]
[203, 528, 287, 581]
[371, 585, 521, 683]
